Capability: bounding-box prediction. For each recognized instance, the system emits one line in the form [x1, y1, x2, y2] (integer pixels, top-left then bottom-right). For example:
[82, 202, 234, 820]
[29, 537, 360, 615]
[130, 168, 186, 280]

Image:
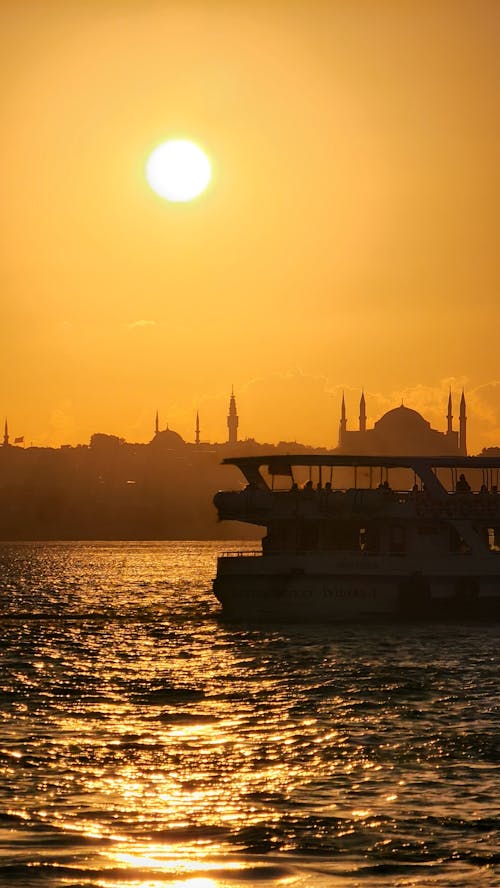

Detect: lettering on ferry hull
[322, 586, 378, 598]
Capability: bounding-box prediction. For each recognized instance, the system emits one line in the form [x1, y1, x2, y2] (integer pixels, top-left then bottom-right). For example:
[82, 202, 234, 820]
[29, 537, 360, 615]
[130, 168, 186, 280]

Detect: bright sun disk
[146, 139, 211, 202]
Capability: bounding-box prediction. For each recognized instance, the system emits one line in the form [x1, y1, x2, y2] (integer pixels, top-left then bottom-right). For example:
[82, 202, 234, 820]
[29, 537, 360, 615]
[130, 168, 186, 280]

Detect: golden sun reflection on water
[110, 844, 244, 873]
[79, 711, 299, 832]
[99, 878, 218, 888]
[77, 703, 305, 884]
[102, 843, 279, 888]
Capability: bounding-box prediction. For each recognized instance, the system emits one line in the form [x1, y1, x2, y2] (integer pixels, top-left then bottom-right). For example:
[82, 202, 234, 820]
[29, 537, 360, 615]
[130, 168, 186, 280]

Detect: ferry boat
[213, 454, 500, 621]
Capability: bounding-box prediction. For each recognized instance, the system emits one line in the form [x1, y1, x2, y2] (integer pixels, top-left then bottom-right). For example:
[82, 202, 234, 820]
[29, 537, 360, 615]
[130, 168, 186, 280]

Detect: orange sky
[1, 0, 499, 453]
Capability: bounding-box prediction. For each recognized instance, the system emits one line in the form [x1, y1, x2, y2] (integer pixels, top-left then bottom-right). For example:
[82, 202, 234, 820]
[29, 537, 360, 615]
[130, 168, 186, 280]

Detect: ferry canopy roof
[222, 454, 500, 472]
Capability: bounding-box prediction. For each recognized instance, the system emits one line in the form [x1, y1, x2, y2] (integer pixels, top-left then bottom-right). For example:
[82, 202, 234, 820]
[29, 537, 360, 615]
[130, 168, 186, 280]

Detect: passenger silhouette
[456, 473, 471, 492]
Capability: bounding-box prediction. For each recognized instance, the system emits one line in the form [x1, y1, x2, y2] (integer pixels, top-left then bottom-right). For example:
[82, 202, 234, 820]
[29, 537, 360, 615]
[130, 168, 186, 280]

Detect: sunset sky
[1, 0, 499, 453]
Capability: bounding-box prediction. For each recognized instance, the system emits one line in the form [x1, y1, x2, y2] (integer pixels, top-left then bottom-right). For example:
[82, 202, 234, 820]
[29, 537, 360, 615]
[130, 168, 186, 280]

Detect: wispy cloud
[126, 319, 157, 329]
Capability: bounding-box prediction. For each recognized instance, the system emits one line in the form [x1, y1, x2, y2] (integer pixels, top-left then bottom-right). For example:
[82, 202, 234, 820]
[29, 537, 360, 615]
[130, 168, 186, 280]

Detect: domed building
[337, 391, 467, 456]
[149, 412, 186, 450]
[150, 428, 186, 450]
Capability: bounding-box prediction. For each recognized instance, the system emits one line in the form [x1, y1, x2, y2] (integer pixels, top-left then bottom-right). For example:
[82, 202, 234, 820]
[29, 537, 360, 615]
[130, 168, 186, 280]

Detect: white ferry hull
[214, 553, 500, 622]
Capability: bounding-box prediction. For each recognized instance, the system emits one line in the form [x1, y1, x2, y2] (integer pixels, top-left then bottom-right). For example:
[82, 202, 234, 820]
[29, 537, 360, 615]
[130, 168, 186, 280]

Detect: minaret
[359, 390, 366, 433]
[227, 387, 239, 445]
[155, 410, 159, 436]
[339, 392, 347, 446]
[447, 389, 453, 435]
[459, 390, 467, 455]
[3, 418, 9, 447]
[195, 411, 200, 445]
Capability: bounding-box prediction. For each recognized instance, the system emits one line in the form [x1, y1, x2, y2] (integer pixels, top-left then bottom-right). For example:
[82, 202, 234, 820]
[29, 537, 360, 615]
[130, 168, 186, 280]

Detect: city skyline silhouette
[2, 388, 499, 541]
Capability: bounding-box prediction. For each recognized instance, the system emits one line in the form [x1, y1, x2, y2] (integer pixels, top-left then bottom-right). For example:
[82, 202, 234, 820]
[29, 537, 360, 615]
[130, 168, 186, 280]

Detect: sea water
[0, 541, 498, 888]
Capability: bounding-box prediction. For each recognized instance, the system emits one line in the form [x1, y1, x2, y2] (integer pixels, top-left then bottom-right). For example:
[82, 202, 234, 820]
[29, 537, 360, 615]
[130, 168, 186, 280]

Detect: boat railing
[219, 549, 262, 558]
[218, 547, 440, 558]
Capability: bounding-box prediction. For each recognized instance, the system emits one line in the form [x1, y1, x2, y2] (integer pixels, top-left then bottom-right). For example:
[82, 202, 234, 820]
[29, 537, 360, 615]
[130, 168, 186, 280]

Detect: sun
[146, 139, 212, 203]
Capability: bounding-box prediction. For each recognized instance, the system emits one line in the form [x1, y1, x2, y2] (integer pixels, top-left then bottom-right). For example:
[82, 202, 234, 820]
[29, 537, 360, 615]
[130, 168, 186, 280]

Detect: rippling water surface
[0, 541, 498, 888]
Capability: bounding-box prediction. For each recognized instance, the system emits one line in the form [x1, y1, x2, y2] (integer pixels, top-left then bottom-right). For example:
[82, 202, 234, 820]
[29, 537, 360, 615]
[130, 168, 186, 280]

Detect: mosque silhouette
[337, 390, 467, 456]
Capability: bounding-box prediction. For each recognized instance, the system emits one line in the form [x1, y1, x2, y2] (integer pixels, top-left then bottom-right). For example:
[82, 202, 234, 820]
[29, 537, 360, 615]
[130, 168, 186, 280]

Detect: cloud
[126, 319, 157, 329]
[466, 381, 500, 450]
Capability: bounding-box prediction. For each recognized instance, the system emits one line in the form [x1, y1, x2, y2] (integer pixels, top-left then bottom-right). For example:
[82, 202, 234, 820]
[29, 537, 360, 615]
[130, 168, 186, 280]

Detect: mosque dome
[150, 428, 185, 449]
[374, 404, 431, 433]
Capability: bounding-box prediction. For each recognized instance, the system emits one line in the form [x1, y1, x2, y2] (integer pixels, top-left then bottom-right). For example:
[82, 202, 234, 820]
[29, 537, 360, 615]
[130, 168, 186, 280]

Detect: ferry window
[390, 524, 405, 554]
[298, 522, 319, 550]
[419, 522, 439, 535]
[359, 525, 379, 553]
[323, 520, 360, 550]
[264, 522, 288, 551]
[449, 525, 464, 552]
